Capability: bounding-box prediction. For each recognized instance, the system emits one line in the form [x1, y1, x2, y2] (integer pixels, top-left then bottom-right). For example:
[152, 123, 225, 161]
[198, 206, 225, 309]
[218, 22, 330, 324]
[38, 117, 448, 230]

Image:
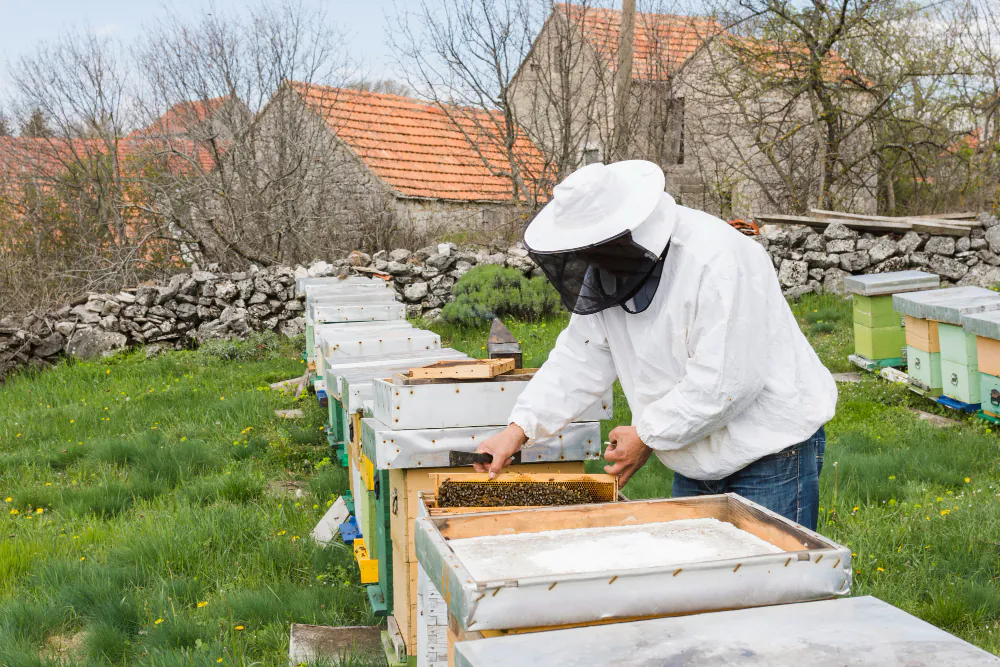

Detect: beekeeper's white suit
[508, 162, 837, 481]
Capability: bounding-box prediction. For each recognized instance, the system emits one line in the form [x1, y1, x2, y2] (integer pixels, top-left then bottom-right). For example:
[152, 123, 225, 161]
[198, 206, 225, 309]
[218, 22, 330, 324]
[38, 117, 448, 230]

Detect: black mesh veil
[527, 230, 666, 315]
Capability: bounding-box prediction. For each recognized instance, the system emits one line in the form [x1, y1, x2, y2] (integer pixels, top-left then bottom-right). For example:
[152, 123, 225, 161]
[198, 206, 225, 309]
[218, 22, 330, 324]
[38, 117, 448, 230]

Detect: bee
[438, 481, 593, 508]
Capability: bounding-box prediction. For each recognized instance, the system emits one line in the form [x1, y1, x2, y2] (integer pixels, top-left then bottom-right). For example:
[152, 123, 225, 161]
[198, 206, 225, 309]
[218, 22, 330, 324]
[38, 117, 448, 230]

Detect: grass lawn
[0, 334, 374, 666]
[1, 296, 998, 664]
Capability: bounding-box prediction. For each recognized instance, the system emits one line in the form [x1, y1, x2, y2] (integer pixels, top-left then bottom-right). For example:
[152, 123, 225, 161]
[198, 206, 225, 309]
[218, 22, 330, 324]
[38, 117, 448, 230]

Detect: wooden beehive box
[387, 462, 589, 656]
[962, 310, 1000, 417]
[893, 286, 987, 394]
[845, 271, 937, 364]
[924, 291, 1000, 404]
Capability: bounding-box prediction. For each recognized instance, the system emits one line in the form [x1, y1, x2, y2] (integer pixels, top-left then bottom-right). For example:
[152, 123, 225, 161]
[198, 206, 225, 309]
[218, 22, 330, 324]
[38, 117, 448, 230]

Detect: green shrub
[200, 330, 280, 362]
[440, 265, 560, 327]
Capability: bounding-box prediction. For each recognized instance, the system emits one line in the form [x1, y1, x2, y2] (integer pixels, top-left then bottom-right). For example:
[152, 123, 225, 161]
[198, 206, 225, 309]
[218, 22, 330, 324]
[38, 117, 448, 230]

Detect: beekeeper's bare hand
[474, 423, 527, 478]
[603, 426, 653, 488]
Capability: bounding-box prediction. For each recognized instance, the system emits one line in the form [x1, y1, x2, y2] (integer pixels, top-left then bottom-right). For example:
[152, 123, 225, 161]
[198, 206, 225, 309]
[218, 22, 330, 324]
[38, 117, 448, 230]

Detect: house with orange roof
[510, 3, 876, 218]
[255, 81, 553, 239]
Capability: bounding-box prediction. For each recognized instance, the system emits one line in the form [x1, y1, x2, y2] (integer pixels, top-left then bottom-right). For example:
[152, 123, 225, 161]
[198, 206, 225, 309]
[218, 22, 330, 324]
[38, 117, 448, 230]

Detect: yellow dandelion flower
[277, 530, 286, 536]
[80, 556, 86, 561]
[154, 618, 164, 625]
[106, 369, 110, 375]
[312, 504, 319, 509]
[180, 436, 187, 442]
[36, 508, 43, 514]
[852, 506, 859, 512]
[70, 419, 75, 424]
[291, 535, 300, 541]
[45, 482, 51, 487]
[234, 625, 244, 631]
[940, 509, 950, 516]
[220, 396, 225, 401]
[217, 659, 224, 664]
[10, 509, 18, 515]
[877, 567, 885, 572]
[964, 477, 971, 483]
[197, 601, 208, 608]
[888, 475, 895, 480]
[4, 498, 10, 503]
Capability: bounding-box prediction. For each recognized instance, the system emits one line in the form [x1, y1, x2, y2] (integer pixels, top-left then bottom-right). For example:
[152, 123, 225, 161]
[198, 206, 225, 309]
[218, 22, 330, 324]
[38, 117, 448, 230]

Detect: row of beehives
[297, 274, 611, 666]
[846, 271, 1000, 418]
[294, 274, 999, 667]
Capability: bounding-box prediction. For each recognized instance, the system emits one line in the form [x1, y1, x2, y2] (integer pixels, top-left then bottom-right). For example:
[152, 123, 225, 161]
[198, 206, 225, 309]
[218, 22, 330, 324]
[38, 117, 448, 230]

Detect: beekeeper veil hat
[524, 160, 675, 315]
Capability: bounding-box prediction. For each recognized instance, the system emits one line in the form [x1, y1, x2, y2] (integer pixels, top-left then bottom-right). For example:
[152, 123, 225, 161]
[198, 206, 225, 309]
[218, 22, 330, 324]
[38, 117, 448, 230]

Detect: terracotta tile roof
[288, 81, 548, 202]
[132, 97, 229, 138]
[727, 37, 856, 83]
[556, 4, 720, 82]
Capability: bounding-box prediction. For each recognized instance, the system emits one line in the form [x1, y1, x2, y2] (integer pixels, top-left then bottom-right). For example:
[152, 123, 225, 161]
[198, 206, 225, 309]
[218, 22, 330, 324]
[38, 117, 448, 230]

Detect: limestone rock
[826, 239, 855, 253]
[348, 251, 371, 267]
[803, 251, 839, 269]
[929, 254, 969, 281]
[957, 264, 1000, 288]
[403, 282, 429, 302]
[925, 236, 955, 256]
[803, 233, 825, 251]
[839, 251, 871, 273]
[33, 332, 65, 357]
[66, 329, 127, 360]
[822, 268, 851, 294]
[389, 248, 411, 262]
[985, 225, 1000, 254]
[867, 237, 898, 263]
[897, 231, 923, 254]
[778, 259, 808, 287]
[386, 261, 411, 276]
[823, 222, 857, 240]
[956, 236, 971, 253]
[425, 253, 455, 271]
[979, 212, 999, 229]
[872, 256, 907, 273]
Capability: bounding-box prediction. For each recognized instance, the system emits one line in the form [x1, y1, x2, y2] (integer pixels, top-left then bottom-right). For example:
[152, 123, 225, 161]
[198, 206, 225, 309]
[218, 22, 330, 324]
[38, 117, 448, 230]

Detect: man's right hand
[473, 423, 528, 478]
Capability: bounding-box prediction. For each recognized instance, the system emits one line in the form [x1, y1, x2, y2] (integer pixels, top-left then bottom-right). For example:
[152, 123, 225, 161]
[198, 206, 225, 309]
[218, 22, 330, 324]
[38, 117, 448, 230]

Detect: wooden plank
[808, 209, 973, 236]
[915, 211, 977, 220]
[408, 358, 515, 381]
[756, 213, 911, 235]
[288, 624, 382, 664]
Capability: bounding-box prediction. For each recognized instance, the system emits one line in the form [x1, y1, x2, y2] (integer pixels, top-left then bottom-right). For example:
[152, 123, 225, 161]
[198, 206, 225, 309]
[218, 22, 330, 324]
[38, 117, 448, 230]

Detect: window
[581, 147, 602, 166]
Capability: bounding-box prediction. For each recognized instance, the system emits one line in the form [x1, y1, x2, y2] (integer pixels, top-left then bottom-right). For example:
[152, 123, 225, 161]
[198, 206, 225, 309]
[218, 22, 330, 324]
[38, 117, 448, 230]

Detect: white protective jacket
[509, 195, 838, 480]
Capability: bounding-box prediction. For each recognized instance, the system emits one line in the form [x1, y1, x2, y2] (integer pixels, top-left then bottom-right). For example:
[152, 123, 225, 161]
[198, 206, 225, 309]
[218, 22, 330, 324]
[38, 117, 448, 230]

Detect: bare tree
[389, 0, 557, 211]
[133, 0, 358, 268]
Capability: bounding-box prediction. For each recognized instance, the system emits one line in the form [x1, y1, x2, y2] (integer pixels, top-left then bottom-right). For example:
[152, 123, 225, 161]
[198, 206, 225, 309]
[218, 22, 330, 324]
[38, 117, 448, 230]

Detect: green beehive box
[305, 323, 315, 361]
[937, 323, 979, 366]
[853, 294, 902, 328]
[374, 469, 393, 613]
[941, 359, 980, 404]
[854, 322, 905, 361]
[907, 345, 942, 392]
[978, 372, 1000, 414]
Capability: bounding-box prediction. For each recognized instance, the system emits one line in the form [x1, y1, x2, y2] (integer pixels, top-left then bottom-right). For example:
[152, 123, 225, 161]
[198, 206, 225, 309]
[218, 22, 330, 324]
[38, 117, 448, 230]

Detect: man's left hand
[603, 426, 653, 488]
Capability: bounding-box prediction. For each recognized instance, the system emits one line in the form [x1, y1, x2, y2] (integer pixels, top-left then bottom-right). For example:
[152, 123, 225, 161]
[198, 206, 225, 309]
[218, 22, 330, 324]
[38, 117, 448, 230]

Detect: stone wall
[0, 242, 539, 380]
[4, 212, 998, 380]
[760, 213, 1000, 298]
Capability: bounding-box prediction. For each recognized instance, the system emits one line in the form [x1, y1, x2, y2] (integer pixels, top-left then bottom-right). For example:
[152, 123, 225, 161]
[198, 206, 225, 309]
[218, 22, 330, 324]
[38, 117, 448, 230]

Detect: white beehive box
[416, 494, 851, 633]
[311, 302, 407, 324]
[322, 329, 441, 360]
[372, 376, 612, 429]
[361, 418, 601, 469]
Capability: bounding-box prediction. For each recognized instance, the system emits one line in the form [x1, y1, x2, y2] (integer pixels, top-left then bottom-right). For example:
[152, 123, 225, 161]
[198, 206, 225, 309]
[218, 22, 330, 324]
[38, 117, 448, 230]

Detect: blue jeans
[671, 427, 826, 530]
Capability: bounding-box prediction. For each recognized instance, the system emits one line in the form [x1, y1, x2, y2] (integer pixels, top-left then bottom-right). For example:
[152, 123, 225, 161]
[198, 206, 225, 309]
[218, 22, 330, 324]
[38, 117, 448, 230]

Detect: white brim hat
[524, 160, 667, 254]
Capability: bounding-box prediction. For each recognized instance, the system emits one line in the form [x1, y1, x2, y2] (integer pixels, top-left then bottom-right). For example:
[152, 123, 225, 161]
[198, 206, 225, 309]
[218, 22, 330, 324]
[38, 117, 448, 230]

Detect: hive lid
[843, 271, 940, 296]
[892, 286, 990, 319]
[924, 292, 1000, 324]
[961, 308, 1000, 340]
[452, 596, 1000, 667]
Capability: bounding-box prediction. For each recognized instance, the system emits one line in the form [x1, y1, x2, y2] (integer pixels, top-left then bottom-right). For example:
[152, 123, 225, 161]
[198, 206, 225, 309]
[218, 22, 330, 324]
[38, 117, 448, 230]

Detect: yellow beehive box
[353, 538, 378, 585]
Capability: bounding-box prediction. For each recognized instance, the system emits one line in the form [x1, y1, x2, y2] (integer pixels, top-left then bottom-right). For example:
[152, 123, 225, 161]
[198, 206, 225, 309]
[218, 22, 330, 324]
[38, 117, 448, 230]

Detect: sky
[0, 0, 405, 95]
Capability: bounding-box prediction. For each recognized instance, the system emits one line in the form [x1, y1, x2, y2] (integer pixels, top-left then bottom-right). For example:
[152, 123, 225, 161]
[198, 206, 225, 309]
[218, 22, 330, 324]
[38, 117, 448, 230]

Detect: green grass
[0, 334, 374, 665]
[432, 295, 1000, 656]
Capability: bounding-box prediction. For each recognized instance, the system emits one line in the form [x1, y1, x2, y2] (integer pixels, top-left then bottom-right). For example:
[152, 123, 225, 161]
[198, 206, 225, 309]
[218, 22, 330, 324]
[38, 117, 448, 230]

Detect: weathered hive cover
[487, 318, 522, 368]
[892, 286, 989, 319]
[843, 270, 939, 296]
[452, 596, 1000, 667]
[961, 309, 1000, 340]
[924, 291, 1000, 325]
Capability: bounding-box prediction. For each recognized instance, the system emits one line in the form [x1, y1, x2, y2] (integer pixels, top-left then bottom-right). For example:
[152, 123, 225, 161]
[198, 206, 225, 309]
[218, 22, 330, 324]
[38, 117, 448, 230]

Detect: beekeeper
[474, 160, 838, 530]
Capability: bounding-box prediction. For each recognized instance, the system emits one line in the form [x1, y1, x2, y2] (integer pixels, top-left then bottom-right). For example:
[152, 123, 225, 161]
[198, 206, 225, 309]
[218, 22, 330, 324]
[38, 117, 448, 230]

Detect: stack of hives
[361, 358, 613, 666]
[894, 286, 1000, 406]
[843, 271, 939, 371]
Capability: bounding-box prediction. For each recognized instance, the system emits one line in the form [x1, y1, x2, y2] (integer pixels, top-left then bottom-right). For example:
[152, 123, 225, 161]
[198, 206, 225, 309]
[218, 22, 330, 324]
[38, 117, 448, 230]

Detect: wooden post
[612, 0, 636, 161]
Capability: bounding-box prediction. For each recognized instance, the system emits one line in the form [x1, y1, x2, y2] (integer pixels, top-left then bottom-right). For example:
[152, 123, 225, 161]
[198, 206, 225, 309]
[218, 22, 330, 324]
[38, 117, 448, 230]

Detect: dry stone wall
[759, 212, 1000, 299]
[3, 212, 998, 380]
